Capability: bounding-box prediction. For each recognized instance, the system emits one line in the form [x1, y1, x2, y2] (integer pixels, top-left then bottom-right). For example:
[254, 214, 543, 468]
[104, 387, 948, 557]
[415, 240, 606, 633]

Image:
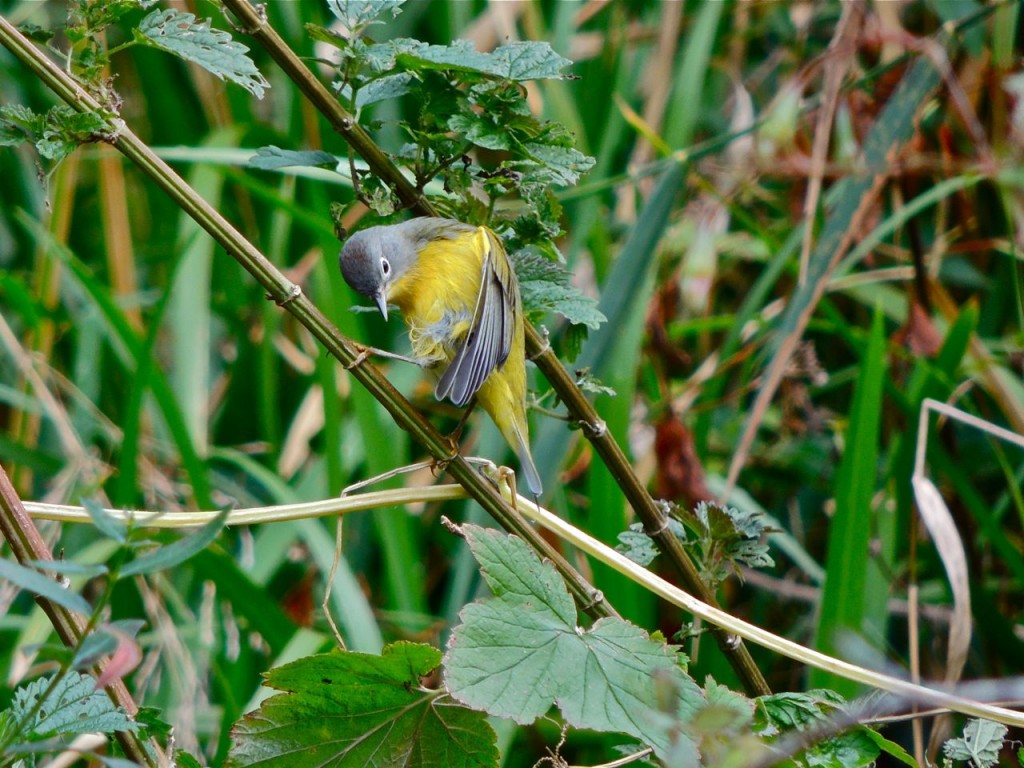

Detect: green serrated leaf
[352, 72, 415, 108]
[512, 250, 605, 329]
[616, 520, 685, 567]
[464, 522, 576, 622]
[24, 104, 109, 163]
[445, 526, 703, 761]
[134, 706, 173, 741]
[119, 507, 229, 576]
[229, 642, 498, 768]
[17, 23, 54, 43]
[370, 38, 571, 82]
[528, 282, 605, 328]
[0, 103, 43, 146]
[361, 38, 422, 73]
[173, 752, 205, 768]
[520, 142, 595, 186]
[616, 524, 662, 567]
[943, 718, 1007, 767]
[0, 558, 93, 616]
[12, 671, 139, 739]
[755, 689, 846, 736]
[54, 108, 109, 139]
[36, 132, 76, 162]
[326, 0, 404, 30]
[361, 176, 398, 216]
[402, 39, 507, 77]
[806, 729, 881, 768]
[249, 146, 338, 171]
[0, 710, 18, 750]
[486, 41, 574, 80]
[693, 501, 776, 572]
[137, 9, 269, 98]
[575, 369, 616, 397]
[447, 112, 513, 151]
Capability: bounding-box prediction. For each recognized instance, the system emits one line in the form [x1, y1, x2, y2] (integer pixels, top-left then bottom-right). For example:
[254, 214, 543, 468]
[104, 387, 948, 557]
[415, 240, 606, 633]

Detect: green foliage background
[0, 0, 1023, 765]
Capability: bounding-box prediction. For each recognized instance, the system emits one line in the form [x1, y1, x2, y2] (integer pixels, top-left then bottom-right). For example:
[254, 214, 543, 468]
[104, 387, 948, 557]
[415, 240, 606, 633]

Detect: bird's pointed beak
[374, 291, 389, 321]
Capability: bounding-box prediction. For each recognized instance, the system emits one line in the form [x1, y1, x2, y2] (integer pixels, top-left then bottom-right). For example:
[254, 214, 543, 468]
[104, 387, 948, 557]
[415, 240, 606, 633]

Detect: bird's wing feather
[435, 228, 518, 406]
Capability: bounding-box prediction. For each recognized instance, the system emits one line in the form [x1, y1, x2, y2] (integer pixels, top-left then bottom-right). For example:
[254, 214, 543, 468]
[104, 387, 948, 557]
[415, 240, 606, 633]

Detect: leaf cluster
[0, 103, 110, 169]
[313, 0, 594, 242]
[755, 691, 915, 768]
[617, 501, 776, 589]
[0, 502, 228, 763]
[2, 2, 267, 195]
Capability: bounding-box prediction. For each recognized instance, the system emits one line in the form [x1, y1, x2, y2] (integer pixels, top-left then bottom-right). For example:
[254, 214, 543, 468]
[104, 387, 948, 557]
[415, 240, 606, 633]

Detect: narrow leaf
[0, 558, 93, 616]
[811, 305, 886, 695]
[119, 507, 230, 576]
[83, 497, 126, 543]
[249, 146, 339, 171]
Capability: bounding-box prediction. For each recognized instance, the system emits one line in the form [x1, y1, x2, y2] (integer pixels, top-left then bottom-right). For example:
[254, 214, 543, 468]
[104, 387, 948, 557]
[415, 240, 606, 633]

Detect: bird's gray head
[338, 225, 414, 321]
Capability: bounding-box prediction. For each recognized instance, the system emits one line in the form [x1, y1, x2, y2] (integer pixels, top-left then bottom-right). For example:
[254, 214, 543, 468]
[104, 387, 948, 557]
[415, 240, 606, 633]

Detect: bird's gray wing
[435, 227, 517, 407]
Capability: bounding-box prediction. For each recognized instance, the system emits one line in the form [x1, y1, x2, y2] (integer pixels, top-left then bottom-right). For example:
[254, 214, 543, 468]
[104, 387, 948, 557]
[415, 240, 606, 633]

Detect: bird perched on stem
[339, 217, 542, 496]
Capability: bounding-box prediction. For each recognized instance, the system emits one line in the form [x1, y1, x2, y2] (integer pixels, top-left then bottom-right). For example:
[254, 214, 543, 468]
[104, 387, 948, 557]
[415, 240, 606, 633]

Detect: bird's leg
[431, 397, 481, 477]
[429, 452, 458, 482]
[446, 395, 478, 448]
[476, 460, 520, 512]
[495, 464, 520, 512]
[346, 342, 423, 369]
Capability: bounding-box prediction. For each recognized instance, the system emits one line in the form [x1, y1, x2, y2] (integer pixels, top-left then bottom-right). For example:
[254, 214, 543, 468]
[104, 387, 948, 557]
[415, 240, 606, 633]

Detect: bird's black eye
[381, 258, 390, 275]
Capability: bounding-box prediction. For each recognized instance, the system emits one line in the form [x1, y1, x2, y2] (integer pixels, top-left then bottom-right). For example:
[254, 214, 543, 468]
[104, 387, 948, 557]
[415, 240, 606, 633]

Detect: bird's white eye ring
[381, 258, 390, 275]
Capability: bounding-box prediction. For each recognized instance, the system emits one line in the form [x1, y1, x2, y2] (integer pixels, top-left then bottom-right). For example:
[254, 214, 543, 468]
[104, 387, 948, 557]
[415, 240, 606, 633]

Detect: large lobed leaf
[228, 642, 497, 768]
[445, 525, 704, 762]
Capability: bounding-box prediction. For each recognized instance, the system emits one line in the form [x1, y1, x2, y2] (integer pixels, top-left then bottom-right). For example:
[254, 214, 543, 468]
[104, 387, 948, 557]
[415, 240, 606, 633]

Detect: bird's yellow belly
[386, 239, 483, 367]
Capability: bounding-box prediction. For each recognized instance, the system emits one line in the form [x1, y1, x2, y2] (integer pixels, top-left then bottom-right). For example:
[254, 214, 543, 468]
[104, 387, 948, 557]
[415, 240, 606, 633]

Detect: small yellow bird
[339, 217, 542, 495]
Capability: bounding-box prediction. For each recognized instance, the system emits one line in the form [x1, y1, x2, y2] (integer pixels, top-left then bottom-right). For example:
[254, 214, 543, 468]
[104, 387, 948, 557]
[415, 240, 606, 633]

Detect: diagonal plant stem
[0, 464, 166, 766]
[218, 0, 771, 696]
[0, 14, 614, 627]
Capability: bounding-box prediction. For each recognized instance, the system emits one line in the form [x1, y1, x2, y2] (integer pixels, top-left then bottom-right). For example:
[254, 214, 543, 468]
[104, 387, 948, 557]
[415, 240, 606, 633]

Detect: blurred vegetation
[1, 0, 1023, 765]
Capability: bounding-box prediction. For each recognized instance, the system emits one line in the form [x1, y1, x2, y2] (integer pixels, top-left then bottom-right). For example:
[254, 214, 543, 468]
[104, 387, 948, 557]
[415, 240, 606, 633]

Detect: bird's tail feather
[511, 421, 543, 496]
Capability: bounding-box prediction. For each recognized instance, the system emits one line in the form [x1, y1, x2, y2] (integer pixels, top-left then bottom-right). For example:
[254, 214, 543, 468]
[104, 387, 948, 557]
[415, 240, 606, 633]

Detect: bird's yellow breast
[386, 230, 485, 366]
